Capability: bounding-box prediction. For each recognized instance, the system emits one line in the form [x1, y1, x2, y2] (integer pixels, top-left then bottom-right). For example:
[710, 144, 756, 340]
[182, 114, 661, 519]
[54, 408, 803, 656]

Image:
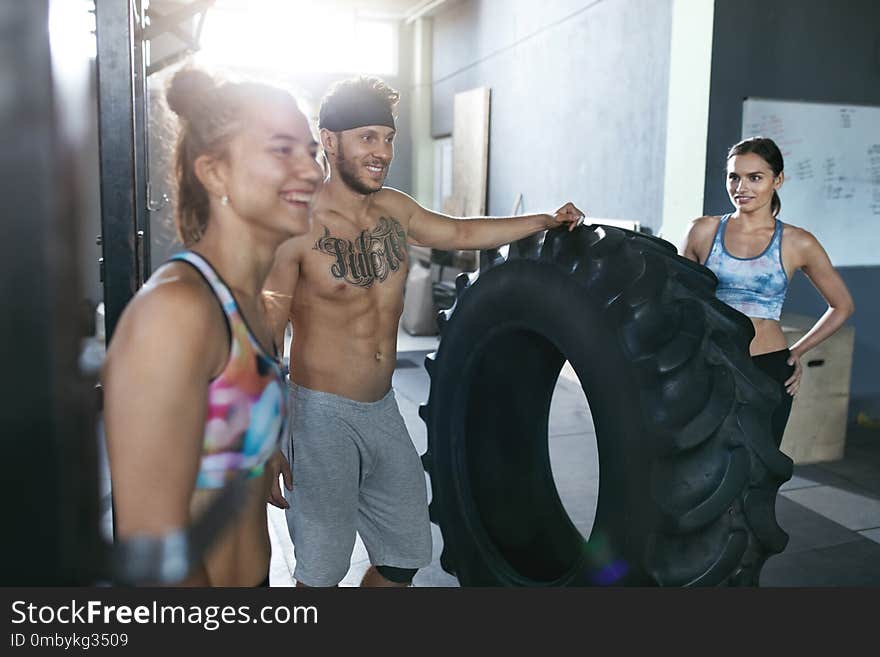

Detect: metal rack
[94, 0, 214, 340]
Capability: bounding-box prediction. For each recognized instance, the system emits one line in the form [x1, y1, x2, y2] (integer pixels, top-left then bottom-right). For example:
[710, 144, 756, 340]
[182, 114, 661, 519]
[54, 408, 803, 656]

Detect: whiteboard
[741, 98, 880, 267]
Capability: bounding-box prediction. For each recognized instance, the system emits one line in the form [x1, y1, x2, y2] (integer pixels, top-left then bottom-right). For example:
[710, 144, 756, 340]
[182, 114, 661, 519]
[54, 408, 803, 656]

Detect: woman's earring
[221, 195, 229, 206]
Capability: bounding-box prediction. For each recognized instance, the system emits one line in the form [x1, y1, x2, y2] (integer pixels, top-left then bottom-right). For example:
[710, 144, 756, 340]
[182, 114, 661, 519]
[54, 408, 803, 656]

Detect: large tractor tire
[419, 225, 792, 586]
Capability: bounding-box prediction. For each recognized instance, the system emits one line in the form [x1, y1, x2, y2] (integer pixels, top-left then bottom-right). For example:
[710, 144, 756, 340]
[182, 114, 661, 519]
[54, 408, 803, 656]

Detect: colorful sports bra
[169, 251, 287, 489]
[703, 214, 789, 321]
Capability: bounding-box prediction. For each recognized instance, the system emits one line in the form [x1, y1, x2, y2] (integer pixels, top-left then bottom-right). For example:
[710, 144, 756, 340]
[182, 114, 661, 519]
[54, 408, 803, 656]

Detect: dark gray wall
[705, 0, 880, 409]
[431, 0, 673, 228]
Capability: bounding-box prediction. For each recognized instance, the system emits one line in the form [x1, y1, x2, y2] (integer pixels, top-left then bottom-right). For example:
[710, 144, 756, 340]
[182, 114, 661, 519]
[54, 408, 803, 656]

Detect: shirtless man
[265, 77, 584, 587]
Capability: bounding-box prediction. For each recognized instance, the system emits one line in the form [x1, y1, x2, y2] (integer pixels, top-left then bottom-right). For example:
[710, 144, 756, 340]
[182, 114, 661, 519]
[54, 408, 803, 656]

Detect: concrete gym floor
[262, 329, 880, 587]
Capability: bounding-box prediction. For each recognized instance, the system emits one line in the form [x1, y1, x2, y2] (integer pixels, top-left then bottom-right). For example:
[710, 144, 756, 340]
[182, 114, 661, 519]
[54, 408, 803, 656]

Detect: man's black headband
[319, 94, 395, 132]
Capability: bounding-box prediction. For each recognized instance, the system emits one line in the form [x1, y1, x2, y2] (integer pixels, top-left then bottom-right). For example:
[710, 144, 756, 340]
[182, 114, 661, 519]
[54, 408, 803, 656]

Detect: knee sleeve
[376, 565, 418, 584]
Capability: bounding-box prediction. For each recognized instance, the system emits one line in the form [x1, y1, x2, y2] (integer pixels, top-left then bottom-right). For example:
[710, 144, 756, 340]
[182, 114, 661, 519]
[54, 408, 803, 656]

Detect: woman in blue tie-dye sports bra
[102, 68, 322, 586]
[681, 137, 854, 446]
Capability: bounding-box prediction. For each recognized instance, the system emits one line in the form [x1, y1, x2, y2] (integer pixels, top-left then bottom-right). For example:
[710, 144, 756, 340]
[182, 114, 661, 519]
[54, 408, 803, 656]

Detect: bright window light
[354, 20, 396, 76]
[195, 0, 397, 75]
[49, 0, 96, 61]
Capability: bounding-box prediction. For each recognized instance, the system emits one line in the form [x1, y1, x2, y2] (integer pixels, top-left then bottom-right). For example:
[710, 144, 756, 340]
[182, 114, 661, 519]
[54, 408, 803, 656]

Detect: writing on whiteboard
[742, 98, 880, 266]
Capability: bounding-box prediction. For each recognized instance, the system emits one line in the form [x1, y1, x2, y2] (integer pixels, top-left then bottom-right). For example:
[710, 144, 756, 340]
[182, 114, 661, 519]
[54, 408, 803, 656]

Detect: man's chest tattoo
[314, 216, 407, 288]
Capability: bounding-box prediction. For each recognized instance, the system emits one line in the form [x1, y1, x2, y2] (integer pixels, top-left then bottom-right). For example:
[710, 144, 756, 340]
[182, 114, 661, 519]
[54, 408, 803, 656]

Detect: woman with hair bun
[102, 67, 322, 586]
[680, 136, 855, 446]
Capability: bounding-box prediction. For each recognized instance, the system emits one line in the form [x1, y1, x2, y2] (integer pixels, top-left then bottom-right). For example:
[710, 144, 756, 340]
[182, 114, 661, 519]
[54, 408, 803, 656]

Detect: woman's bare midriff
[748, 317, 790, 357]
[190, 475, 272, 586]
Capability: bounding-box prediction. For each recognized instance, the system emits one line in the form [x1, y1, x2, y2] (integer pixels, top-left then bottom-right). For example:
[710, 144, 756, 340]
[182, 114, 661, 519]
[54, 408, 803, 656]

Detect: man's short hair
[318, 76, 399, 132]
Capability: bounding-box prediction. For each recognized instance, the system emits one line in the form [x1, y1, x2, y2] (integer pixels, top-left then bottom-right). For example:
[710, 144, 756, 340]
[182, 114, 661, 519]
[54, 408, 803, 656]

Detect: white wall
[658, 0, 714, 247]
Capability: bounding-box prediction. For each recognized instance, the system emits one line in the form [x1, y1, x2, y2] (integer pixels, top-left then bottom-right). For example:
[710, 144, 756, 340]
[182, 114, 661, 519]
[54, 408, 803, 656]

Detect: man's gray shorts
[283, 383, 433, 586]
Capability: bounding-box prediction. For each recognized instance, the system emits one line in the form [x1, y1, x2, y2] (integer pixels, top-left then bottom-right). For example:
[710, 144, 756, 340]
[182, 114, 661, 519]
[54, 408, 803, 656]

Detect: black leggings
[751, 348, 796, 448]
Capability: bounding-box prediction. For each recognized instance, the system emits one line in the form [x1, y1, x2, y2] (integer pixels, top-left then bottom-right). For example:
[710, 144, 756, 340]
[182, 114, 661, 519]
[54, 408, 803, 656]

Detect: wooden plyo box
[779, 313, 855, 464]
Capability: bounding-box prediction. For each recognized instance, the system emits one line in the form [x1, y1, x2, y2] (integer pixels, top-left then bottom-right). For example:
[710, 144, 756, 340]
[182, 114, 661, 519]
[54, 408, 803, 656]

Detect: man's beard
[336, 141, 385, 195]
